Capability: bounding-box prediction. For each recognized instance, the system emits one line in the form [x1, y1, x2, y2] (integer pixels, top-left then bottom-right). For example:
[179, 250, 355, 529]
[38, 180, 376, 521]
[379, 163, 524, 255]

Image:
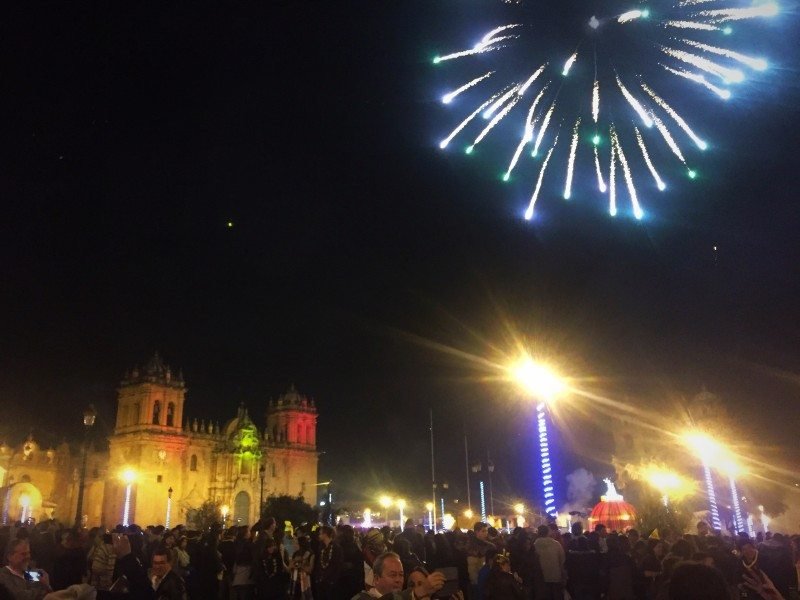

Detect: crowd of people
[0, 517, 798, 600]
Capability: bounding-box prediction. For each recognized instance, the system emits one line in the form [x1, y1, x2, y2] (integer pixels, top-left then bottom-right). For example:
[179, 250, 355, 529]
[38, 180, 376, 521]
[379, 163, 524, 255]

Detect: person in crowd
[566, 534, 601, 600]
[393, 539, 423, 588]
[232, 542, 256, 600]
[192, 527, 224, 600]
[395, 521, 426, 566]
[289, 536, 314, 600]
[758, 532, 796, 599]
[467, 524, 495, 597]
[150, 545, 187, 600]
[476, 547, 497, 600]
[259, 538, 288, 600]
[336, 525, 363, 600]
[533, 524, 565, 600]
[315, 526, 341, 600]
[51, 530, 85, 591]
[351, 552, 444, 600]
[484, 554, 525, 600]
[362, 529, 387, 590]
[173, 537, 191, 579]
[88, 532, 116, 591]
[605, 534, 635, 600]
[0, 539, 52, 600]
[667, 562, 730, 600]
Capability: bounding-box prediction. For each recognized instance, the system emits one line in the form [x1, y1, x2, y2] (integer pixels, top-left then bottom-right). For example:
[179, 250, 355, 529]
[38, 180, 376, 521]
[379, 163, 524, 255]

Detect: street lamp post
[121, 469, 137, 527]
[511, 357, 565, 520]
[166, 487, 173, 529]
[74, 405, 97, 528]
[397, 499, 406, 526]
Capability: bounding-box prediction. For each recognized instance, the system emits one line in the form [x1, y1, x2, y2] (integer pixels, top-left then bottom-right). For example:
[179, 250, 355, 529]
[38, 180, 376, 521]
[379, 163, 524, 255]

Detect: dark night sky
[1, 2, 798, 511]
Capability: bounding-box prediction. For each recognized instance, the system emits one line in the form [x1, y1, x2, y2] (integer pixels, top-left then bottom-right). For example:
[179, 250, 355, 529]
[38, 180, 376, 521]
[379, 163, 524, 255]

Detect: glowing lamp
[511, 357, 565, 400]
[121, 469, 137, 484]
[379, 495, 393, 509]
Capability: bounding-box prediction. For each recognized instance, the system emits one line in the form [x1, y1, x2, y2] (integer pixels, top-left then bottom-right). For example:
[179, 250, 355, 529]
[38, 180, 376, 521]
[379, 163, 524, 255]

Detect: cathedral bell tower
[115, 352, 186, 434]
[264, 385, 318, 502]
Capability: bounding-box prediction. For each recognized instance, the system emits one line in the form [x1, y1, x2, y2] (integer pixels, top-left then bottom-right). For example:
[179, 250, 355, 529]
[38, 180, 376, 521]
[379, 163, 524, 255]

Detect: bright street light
[513, 503, 525, 515]
[511, 357, 566, 401]
[379, 495, 393, 509]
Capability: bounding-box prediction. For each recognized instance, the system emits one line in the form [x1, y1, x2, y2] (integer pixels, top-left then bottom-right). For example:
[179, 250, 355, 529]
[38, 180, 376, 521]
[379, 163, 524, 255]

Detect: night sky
[1, 2, 799, 512]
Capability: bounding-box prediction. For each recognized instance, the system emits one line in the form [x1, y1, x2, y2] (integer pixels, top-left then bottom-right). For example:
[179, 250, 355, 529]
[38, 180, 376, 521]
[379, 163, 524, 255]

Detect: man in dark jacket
[394, 520, 426, 565]
[150, 546, 187, 600]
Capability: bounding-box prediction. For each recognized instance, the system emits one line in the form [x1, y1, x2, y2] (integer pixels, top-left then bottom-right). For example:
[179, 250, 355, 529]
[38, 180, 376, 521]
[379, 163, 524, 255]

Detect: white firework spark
[661, 64, 732, 99]
[616, 75, 654, 127]
[661, 46, 745, 83]
[562, 52, 578, 76]
[609, 136, 617, 216]
[532, 101, 557, 157]
[471, 95, 522, 149]
[439, 91, 507, 149]
[612, 127, 644, 219]
[564, 118, 581, 199]
[681, 39, 768, 71]
[594, 145, 607, 193]
[592, 80, 600, 124]
[641, 82, 708, 149]
[664, 20, 721, 31]
[694, 3, 779, 22]
[442, 72, 494, 104]
[635, 126, 667, 191]
[525, 134, 559, 220]
[505, 84, 550, 179]
[652, 113, 687, 164]
[519, 64, 547, 95]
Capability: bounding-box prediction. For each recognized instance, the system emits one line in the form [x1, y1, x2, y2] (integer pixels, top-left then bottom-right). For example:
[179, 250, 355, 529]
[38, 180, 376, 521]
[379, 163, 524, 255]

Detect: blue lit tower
[511, 357, 566, 521]
[537, 402, 558, 518]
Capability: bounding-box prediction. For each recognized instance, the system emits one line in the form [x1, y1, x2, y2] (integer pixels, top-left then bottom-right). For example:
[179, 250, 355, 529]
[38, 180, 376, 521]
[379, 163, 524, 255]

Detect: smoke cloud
[560, 468, 597, 516]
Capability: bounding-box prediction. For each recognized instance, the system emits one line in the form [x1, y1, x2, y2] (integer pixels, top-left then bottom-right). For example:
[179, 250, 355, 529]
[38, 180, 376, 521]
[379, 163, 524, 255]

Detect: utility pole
[464, 427, 471, 512]
[430, 409, 437, 532]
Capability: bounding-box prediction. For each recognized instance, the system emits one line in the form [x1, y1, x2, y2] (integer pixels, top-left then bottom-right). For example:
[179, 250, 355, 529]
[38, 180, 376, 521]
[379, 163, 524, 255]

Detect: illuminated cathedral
[0, 354, 319, 528]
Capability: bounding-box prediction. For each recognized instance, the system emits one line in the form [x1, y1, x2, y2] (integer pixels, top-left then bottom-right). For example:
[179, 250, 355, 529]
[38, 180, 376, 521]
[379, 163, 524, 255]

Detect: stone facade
[0, 354, 319, 528]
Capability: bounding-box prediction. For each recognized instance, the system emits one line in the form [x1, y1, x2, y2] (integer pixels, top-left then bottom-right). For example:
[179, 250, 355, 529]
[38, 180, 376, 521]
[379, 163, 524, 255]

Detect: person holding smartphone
[0, 539, 52, 600]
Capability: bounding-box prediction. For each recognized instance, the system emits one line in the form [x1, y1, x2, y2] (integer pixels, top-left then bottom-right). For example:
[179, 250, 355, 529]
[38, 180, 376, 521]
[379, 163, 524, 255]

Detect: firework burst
[434, 1, 779, 220]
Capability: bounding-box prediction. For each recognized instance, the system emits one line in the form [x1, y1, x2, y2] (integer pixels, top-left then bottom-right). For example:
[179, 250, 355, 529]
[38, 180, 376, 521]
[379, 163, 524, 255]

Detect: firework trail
[525, 134, 559, 220]
[442, 72, 494, 104]
[434, 0, 781, 218]
[564, 118, 581, 199]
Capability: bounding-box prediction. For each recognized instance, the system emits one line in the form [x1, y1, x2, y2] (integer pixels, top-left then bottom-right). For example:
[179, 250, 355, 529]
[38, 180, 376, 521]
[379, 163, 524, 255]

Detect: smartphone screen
[26, 570, 41, 582]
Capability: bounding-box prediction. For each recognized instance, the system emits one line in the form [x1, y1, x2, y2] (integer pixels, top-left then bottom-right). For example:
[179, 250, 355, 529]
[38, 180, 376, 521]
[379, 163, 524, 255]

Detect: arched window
[166, 403, 175, 427]
[272, 426, 278, 441]
[152, 401, 161, 425]
[296, 424, 302, 444]
[190, 454, 198, 471]
[131, 403, 140, 426]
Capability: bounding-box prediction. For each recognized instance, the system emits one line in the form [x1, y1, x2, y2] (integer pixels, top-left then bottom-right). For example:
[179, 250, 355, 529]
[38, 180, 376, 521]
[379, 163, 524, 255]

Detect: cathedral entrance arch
[233, 491, 250, 525]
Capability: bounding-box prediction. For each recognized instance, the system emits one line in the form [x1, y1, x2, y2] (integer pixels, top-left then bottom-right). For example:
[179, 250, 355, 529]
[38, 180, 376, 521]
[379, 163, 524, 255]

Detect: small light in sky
[227, 221, 234, 228]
